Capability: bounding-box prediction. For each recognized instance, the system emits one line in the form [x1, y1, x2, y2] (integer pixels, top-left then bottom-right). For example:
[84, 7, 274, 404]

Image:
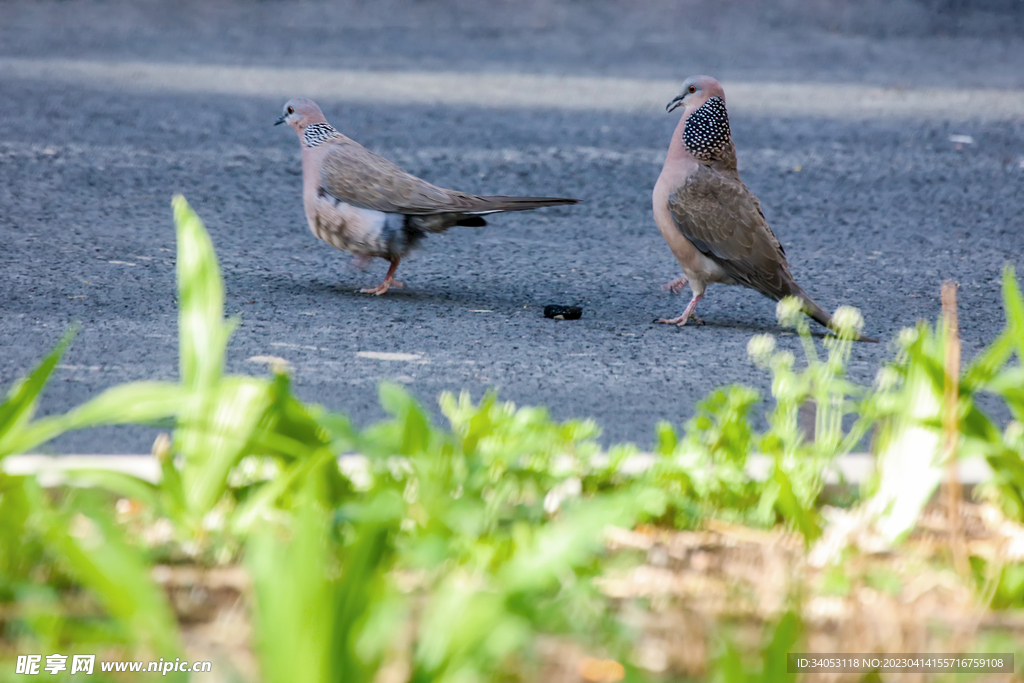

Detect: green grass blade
[1002, 264, 1024, 359]
[178, 376, 274, 514]
[3, 381, 187, 457]
[61, 469, 162, 509]
[230, 449, 331, 535]
[772, 468, 822, 543]
[173, 195, 229, 391]
[248, 475, 395, 683]
[760, 611, 802, 683]
[0, 475, 33, 579]
[0, 330, 74, 457]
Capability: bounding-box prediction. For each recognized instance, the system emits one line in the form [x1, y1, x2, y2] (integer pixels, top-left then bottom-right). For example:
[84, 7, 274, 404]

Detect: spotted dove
[277, 98, 578, 294]
[653, 76, 875, 341]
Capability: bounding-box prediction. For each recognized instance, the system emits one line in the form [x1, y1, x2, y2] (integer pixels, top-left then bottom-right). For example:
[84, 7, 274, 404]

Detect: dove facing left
[652, 76, 876, 342]
[277, 98, 579, 295]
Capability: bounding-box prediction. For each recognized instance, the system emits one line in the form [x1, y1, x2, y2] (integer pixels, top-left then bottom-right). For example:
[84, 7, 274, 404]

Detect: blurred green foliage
[712, 611, 802, 683]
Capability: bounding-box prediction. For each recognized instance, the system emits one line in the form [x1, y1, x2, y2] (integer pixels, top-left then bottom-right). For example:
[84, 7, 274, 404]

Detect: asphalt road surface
[2, 0, 1023, 453]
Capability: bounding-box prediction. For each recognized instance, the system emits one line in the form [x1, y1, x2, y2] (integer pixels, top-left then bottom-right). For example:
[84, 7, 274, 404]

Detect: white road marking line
[3, 453, 993, 487]
[3, 57, 1023, 120]
[247, 355, 293, 372]
[356, 351, 422, 361]
[271, 342, 320, 350]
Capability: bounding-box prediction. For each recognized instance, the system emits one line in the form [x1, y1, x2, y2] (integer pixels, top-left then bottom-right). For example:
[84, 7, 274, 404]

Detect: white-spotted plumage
[683, 96, 731, 162]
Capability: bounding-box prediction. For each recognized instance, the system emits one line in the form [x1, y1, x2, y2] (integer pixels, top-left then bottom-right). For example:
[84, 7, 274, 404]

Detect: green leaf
[5, 381, 188, 456]
[231, 449, 332, 535]
[655, 421, 677, 455]
[964, 329, 1015, 390]
[713, 642, 749, 683]
[990, 370, 1024, 395]
[0, 475, 32, 579]
[173, 195, 231, 391]
[499, 494, 638, 593]
[1002, 264, 1024, 358]
[249, 501, 334, 683]
[772, 468, 821, 543]
[0, 329, 74, 457]
[61, 469, 161, 510]
[377, 382, 432, 455]
[760, 611, 802, 683]
[332, 517, 395, 680]
[177, 376, 274, 515]
[249, 477, 396, 683]
[460, 392, 496, 457]
[157, 445, 188, 523]
[263, 373, 335, 456]
[62, 380, 188, 426]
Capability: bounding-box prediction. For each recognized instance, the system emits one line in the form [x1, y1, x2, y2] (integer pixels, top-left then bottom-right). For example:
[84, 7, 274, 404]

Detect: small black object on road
[544, 305, 582, 320]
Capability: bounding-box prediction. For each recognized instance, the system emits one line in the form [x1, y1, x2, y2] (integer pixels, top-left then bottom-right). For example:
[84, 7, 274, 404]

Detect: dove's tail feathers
[797, 293, 834, 331]
[409, 197, 578, 234]
[466, 196, 580, 214]
[788, 285, 880, 344]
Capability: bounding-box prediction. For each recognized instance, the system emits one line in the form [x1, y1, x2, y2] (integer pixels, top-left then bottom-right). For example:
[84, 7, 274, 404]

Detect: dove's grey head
[667, 76, 731, 162]
[275, 98, 328, 134]
[666, 75, 726, 114]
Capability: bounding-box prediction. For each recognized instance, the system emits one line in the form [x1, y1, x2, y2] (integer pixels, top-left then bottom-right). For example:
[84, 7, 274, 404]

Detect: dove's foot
[662, 275, 689, 294]
[656, 292, 703, 326]
[657, 314, 703, 326]
[361, 279, 404, 296]
[360, 257, 403, 295]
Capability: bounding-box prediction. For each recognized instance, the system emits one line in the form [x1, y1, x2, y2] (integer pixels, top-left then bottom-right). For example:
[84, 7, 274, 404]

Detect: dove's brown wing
[320, 140, 481, 214]
[320, 140, 577, 216]
[667, 164, 796, 301]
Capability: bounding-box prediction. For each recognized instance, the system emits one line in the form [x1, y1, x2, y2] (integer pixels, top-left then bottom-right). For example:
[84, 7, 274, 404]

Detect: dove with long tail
[277, 98, 579, 294]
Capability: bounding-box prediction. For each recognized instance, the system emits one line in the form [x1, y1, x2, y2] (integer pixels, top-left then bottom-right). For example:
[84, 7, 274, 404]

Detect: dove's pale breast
[301, 143, 418, 258]
[653, 153, 730, 292]
[307, 193, 402, 257]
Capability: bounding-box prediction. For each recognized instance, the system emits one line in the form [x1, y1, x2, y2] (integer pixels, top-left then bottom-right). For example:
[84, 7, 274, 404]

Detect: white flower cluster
[747, 333, 776, 367]
[831, 305, 864, 335]
[874, 366, 900, 392]
[775, 296, 804, 327]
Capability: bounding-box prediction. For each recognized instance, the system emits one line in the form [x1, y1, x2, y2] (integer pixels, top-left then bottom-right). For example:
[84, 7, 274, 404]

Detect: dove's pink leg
[662, 275, 689, 294]
[658, 292, 703, 326]
[361, 257, 404, 295]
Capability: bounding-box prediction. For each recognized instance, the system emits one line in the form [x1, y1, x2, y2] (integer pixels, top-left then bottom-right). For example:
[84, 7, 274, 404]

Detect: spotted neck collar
[303, 122, 342, 148]
[683, 96, 731, 162]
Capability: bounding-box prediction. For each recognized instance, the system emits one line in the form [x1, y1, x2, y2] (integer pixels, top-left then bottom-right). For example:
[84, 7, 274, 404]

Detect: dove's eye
[688, 85, 697, 94]
[287, 106, 295, 115]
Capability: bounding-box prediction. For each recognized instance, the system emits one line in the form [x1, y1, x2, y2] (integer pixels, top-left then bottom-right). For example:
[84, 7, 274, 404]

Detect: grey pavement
[1, 0, 1023, 452]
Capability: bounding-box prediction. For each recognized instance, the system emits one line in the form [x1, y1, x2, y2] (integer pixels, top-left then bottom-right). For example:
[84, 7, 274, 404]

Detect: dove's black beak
[666, 95, 684, 113]
[274, 115, 287, 126]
